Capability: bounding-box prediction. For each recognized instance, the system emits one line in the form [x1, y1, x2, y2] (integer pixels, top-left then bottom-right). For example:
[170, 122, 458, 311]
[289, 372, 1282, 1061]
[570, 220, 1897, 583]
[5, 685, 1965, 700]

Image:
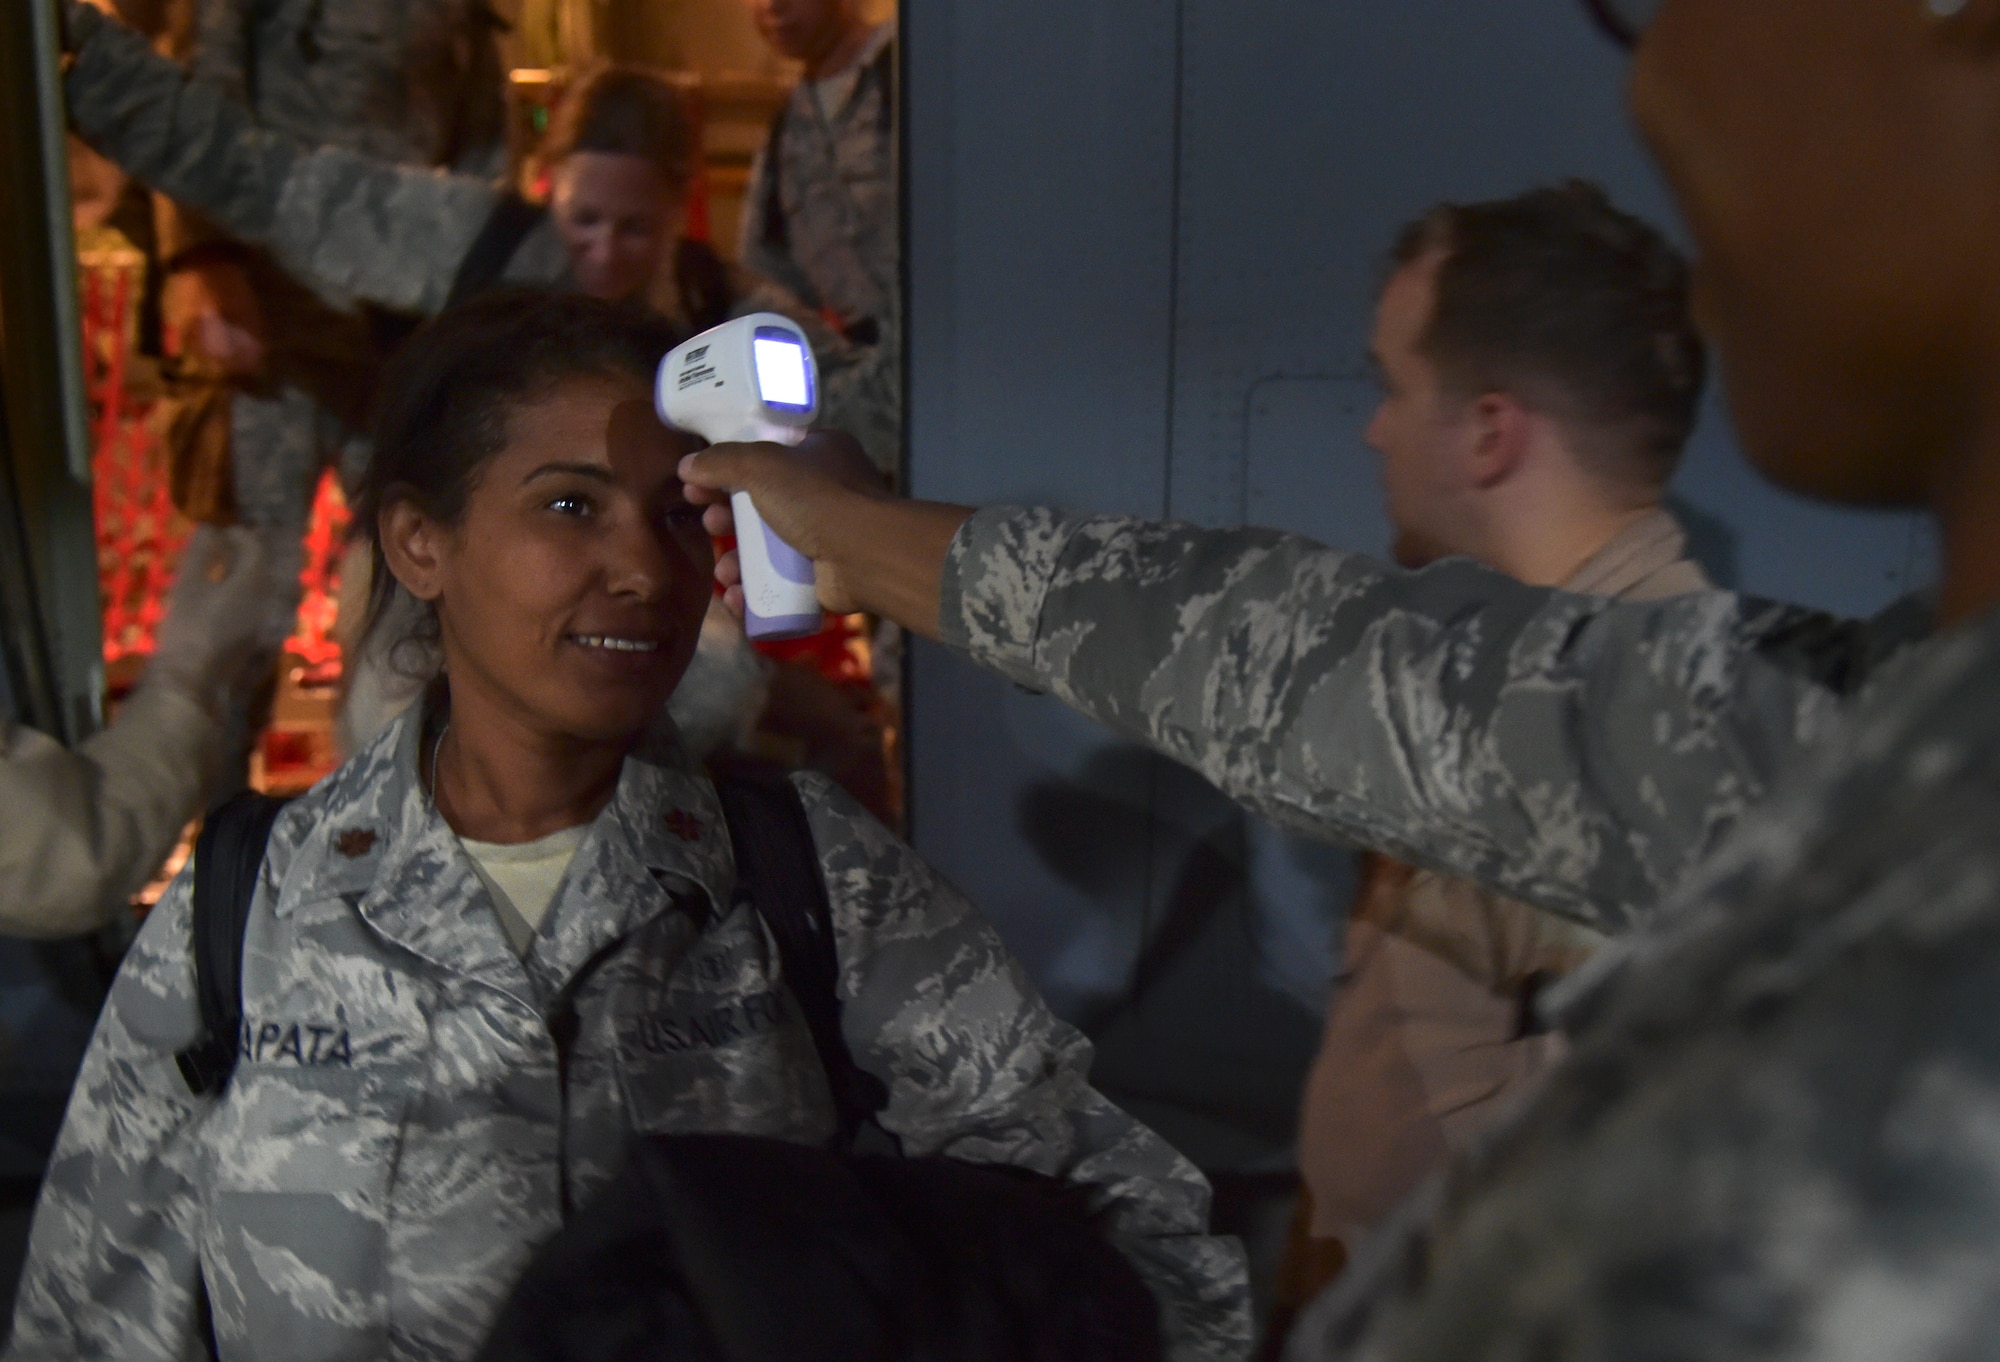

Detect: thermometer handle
[731, 490, 821, 640]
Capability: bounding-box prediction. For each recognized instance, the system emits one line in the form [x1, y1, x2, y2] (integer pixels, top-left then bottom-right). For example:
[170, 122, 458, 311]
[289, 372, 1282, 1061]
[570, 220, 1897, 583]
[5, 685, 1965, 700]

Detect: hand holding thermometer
[655, 313, 823, 640]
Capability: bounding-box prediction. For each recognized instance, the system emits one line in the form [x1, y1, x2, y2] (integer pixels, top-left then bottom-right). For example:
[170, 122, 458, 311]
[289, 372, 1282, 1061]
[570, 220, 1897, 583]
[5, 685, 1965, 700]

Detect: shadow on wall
[1016, 747, 1338, 1174]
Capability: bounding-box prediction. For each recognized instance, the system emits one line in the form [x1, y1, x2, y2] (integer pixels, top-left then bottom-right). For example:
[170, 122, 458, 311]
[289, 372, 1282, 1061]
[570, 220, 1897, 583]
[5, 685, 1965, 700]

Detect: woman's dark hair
[542, 65, 699, 193]
[353, 289, 684, 670]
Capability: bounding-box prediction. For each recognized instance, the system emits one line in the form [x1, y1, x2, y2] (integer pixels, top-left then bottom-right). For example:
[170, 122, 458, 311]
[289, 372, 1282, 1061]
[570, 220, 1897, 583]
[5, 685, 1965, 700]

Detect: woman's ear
[379, 499, 448, 604]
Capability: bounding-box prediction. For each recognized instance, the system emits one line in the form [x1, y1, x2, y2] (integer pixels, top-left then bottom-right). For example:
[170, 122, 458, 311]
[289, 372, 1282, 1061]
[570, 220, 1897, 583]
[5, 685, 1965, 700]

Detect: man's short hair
[1392, 180, 1707, 487]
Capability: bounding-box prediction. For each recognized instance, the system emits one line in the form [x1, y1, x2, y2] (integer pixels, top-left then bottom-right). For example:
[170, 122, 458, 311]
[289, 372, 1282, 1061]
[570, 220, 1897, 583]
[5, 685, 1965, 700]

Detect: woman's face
[1630, 0, 2000, 506]
[392, 373, 713, 747]
[551, 152, 684, 303]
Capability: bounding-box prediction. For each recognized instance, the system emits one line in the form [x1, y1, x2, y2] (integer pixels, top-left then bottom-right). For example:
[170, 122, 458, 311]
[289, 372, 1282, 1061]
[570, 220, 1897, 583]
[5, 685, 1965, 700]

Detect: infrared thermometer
[656, 313, 822, 640]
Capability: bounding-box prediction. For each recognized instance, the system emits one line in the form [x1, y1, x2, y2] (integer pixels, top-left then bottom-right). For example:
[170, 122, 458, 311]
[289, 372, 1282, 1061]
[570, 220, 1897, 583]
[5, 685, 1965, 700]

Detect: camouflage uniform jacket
[150, 0, 509, 519]
[1279, 602, 2000, 1360]
[2, 703, 1248, 1362]
[170, 0, 505, 177]
[938, 505, 1933, 935]
[61, 4, 886, 449]
[155, 0, 507, 264]
[738, 20, 901, 474]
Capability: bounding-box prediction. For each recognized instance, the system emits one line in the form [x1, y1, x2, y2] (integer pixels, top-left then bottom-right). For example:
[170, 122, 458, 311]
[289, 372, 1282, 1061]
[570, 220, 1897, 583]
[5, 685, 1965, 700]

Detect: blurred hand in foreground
[150, 524, 299, 714]
[162, 257, 268, 377]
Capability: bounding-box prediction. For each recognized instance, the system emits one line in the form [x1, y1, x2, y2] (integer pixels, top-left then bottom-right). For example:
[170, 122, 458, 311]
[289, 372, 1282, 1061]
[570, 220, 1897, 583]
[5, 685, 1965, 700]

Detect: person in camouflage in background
[58, 3, 887, 468]
[3, 293, 1248, 1362]
[152, 0, 508, 532]
[737, 0, 901, 476]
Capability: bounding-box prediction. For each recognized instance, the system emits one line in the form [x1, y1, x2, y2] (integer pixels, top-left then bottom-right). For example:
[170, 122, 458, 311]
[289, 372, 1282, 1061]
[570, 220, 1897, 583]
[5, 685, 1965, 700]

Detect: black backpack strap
[714, 771, 888, 1149]
[445, 192, 548, 309]
[175, 791, 289, 1097]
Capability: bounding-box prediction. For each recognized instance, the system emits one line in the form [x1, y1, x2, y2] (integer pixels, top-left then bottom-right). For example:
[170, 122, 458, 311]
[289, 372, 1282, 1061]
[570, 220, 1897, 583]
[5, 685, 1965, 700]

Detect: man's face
[738, 0, 858, 65]
[1365, 253, 1484, 568]
[1631, 0, 1988, 506]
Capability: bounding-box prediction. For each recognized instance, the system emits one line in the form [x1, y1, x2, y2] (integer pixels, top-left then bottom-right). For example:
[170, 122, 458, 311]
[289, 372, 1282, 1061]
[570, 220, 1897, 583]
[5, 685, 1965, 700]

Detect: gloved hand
[148, 524, 300, 717]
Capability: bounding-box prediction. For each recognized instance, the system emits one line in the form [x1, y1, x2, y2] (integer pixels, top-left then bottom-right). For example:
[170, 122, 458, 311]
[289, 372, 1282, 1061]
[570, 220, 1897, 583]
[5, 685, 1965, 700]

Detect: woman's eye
[547, 494, 593, 517]
[663, 504, 707, 531]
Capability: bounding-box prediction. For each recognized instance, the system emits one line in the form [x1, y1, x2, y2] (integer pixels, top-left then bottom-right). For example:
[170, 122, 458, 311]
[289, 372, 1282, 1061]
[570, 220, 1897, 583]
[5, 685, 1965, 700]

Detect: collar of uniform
[277, 703, 734, 989]
[522, 747, 734, 1001]
[270, 703, 530, 995]
[277, 704, 431, 910]
[1561, 507, 1693, 599]
[807, 17, 895, 115]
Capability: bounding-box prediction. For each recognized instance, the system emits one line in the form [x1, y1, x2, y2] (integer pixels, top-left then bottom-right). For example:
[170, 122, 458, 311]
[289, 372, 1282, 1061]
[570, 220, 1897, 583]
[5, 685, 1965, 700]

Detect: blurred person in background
[1268, 179, 1713, 1342]
[146, 0, 508, 539]
[736, 0, 905, 827]
[54, 13, 880, 447]
[738, 0, 900, 478]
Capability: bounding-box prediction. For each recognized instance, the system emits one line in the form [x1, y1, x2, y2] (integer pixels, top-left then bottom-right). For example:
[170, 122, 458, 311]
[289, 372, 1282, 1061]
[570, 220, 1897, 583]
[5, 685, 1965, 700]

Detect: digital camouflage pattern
[63, 3, 894, 475]
[738, 21, 901, 475]
[155, 0, 507, 534]
[938, 504, 1933, 936]
[1296, 507, 1712, 1244]
[1287, 604, 2000, 1361]
[66, 1, 539, 319]
[173, 0, 506, 179]
[936, 504, 2000, 1360]
[2, 703, 1248, 1362]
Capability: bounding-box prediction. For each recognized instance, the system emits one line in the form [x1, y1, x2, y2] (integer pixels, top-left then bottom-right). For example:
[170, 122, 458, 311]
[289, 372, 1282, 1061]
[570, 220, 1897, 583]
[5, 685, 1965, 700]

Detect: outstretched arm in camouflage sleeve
[4, 872, 213, 1361]
[61, 0, 501, 316]
[683, 447, 1924, 935]
[793, 771, 1253, 1362]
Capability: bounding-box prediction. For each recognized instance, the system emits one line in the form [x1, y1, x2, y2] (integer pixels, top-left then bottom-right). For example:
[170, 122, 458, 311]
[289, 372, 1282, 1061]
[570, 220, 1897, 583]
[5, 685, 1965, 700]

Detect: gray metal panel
[0, 0, 116, 1189]
[905, 0, 1182, 1022]
[0, 0, 103, 745]
[905, 1, 1935, 1173]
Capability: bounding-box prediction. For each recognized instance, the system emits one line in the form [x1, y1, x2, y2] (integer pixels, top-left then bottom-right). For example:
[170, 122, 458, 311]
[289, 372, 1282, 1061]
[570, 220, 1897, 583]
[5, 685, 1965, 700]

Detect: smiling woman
[2, 290, 1251, 1361]
[356, 292, 711, 841]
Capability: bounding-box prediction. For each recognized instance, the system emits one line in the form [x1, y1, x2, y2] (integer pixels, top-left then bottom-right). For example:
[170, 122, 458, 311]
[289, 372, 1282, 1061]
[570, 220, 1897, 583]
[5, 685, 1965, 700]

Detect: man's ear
[379, 499, 448, 604]
[1467, 392, 1532, 489]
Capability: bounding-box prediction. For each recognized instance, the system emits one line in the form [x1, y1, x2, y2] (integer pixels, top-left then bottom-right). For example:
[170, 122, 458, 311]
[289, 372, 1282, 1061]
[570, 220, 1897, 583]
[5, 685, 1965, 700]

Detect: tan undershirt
[459, 824, 590, 957]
